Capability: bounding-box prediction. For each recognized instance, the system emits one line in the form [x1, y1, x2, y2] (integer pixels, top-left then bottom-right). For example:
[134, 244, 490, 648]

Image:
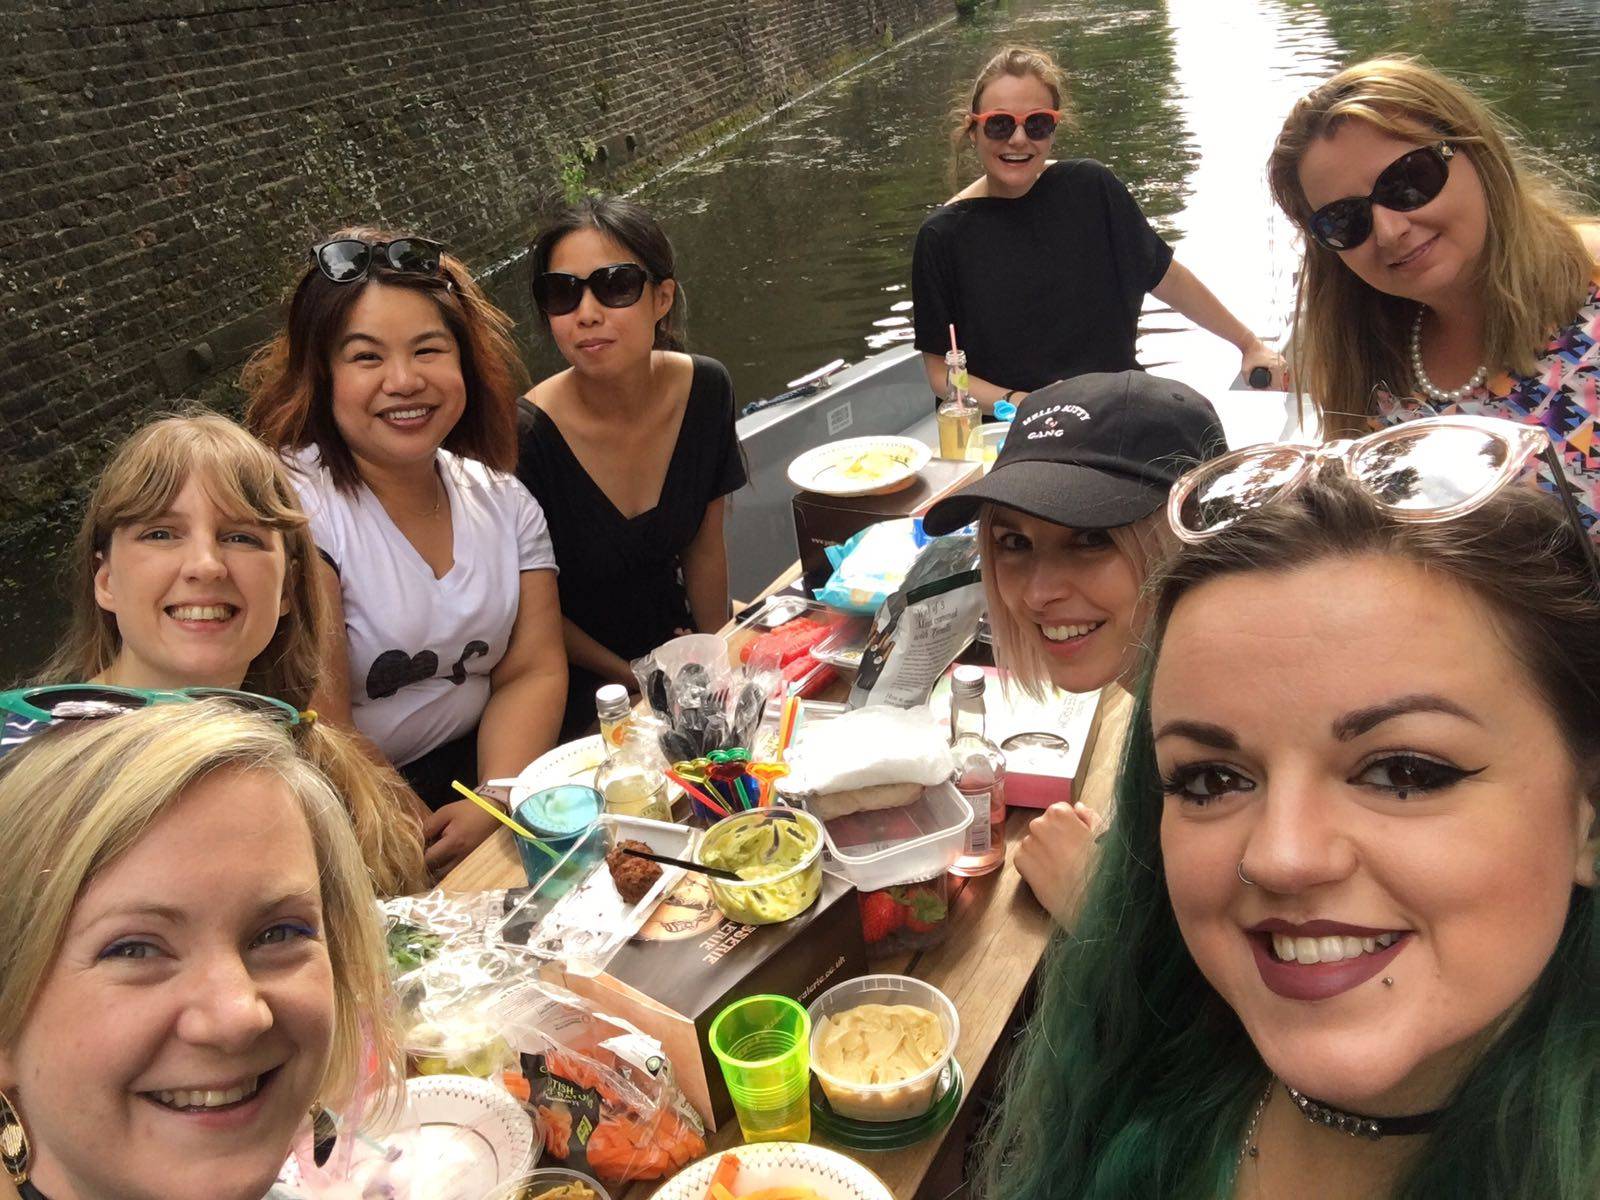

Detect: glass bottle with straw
[937, 323, 981, 460]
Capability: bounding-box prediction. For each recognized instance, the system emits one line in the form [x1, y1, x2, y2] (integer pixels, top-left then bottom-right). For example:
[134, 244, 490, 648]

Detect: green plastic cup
[708, 994, 813, 1143]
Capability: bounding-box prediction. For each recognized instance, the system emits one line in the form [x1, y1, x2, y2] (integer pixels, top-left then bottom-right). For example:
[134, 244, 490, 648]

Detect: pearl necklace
[1410, 307, 1487, 404]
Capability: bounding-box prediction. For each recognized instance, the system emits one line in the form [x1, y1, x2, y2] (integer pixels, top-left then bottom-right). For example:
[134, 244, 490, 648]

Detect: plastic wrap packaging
[813, 518, 933, 614]
[381, 891, 533, 1082]
[632, 636, 779, 761]
[849, 532, 983, 708]
[496, 981, 708, 1185]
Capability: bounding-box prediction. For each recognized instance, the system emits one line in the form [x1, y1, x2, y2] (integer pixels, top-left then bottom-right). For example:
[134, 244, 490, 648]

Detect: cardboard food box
[552, 868, 865, 1129]
[793, 457, 983, 585]
[929, 666, 1102, 810]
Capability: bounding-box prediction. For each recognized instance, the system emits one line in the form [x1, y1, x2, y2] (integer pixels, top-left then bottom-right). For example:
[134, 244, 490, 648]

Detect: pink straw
[948, 323, 958, 355]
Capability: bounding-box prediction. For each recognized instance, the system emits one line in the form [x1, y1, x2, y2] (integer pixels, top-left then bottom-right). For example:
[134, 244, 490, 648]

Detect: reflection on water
[4, 0, 1599, 680]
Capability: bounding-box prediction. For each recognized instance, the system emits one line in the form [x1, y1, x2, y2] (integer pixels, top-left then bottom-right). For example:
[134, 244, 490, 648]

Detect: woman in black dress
[913, 45, 1282, 411]
[518, 196, 746, 736]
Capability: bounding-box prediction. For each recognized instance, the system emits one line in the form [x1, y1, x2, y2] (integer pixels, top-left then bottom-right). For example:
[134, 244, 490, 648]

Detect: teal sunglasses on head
[0, 684, 305, 727]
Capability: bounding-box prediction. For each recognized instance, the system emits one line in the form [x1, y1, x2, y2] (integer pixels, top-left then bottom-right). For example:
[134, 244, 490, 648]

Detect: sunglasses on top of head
[1306, 141, 1455, 251]
[969, 109, 1063, 142]
[0, 684, 305, 727]
[532, 262, 653, 317]
[312, 236, 445, 284]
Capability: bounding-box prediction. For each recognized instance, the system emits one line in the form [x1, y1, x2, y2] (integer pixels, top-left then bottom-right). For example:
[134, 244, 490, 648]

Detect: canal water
[4, 0, 1598, 681]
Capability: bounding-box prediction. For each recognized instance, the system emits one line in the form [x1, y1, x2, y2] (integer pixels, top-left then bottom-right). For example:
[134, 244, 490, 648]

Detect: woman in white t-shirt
[246, 229, 566, 876]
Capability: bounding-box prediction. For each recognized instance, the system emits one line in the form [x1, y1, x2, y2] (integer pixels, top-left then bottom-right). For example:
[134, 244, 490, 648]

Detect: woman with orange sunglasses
[912, 46, 1280, 413]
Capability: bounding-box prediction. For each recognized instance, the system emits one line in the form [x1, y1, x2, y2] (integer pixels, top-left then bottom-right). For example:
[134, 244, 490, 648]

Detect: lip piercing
[1237, 860, 1256, 886]
[1383, 977, 1395, 987]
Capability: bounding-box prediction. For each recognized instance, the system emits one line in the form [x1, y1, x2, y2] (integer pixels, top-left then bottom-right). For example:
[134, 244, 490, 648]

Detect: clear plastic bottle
[937, 348, 981, 461]
[949, 665, 1007, 876]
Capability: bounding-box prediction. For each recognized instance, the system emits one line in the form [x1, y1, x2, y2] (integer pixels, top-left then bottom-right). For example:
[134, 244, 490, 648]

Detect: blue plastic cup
[513, 784, 601, 888]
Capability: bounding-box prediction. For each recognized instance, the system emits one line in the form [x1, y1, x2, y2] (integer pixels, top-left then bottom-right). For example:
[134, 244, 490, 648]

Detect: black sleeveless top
[516, 355, 747, 735]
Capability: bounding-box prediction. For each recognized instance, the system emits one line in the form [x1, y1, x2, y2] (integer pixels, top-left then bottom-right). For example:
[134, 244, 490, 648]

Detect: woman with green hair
[982, 416, 1600, 1198]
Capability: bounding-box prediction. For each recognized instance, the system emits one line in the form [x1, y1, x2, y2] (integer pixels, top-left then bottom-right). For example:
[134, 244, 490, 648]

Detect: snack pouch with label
[497, 981, 708, 1184]
[849, 532, 983, 708]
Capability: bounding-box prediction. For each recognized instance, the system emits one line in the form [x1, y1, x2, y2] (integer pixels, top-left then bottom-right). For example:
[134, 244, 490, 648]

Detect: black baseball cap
[922, 371, 1227, 535]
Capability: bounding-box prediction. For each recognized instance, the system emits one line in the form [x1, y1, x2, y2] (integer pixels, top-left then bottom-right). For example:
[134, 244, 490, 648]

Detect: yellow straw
[451, 780, 560, 862]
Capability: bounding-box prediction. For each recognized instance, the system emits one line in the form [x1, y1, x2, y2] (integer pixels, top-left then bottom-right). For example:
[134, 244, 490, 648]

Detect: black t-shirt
[911, 159, 1175, 393]
[516, 354, 747, 735]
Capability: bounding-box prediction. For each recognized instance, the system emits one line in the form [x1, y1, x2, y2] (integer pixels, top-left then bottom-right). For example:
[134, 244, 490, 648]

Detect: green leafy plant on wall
[557, 136, 600, 205]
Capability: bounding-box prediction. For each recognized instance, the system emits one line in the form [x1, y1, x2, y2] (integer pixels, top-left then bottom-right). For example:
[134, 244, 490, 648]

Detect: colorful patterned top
[1372, 271, 1600, 536]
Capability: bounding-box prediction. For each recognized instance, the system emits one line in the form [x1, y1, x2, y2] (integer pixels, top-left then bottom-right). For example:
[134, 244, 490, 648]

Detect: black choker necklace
[1285, 1084, 1444, 1140]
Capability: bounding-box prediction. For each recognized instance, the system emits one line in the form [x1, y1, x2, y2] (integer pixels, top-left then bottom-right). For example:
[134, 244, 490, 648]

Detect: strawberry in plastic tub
[857, 874, 950, 957]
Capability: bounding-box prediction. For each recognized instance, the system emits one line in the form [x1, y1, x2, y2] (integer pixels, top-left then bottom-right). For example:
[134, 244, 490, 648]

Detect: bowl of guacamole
[695, 806, 824, 925]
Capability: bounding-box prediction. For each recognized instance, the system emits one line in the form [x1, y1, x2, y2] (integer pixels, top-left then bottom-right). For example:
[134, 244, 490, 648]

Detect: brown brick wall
[1, 0, 947, 515]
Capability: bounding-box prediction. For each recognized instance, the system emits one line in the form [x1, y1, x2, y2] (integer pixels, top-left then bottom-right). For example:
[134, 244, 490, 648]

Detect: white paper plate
[788, 435, 931, 497]
[276, 1075, 534, 1199]
[649, 1142, 894, 1199]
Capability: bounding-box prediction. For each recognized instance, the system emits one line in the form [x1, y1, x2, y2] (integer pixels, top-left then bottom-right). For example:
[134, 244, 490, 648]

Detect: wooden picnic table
[440, 566, 1122, 1198]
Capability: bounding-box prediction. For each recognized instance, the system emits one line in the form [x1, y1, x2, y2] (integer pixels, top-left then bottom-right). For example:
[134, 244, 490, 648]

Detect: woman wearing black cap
[922, 370, 1226, 924]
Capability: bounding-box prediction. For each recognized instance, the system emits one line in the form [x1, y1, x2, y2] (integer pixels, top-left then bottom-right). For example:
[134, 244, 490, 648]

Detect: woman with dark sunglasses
[2, 411, 428, 896]
[245, 228, 567, 877]
[1269, 57, 1600, 532]
[981, 435, 1600, 1200]
[912, 45, 1280, 413]
[517, 196, 746, 737]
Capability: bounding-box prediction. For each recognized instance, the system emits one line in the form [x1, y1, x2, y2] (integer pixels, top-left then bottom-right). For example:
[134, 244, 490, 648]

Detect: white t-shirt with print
[289, 448, 557, 767]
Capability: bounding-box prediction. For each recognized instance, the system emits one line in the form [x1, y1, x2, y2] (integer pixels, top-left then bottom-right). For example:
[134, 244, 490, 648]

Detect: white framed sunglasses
[1167, 416, 1600, 590]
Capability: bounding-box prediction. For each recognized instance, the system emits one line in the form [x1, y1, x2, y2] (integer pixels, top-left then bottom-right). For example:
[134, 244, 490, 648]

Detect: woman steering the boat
[1269, 57, 1600, 530]
[246, 230, 566, 876]
[517, 196, 746, 737]
[2, 412, 427, 897]
[912, 45, 1281, 412]
[922, 371, 1226, 925]
[0, 701, 400, 1200]
[982, 417, 1600, 1198]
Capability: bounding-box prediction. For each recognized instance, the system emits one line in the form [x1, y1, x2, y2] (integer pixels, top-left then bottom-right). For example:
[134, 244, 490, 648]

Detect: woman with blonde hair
[0, 701, 402, 1200]
[912, 45, 1281, 412]
[5, 411, 428, 896]
[1269, 56, 1600, 526]
[246, 230, 566, 876]
[921, 371, 1225, 924]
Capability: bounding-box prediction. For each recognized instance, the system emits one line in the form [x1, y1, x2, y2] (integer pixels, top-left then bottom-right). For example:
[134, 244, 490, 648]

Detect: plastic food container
[401, 1016, 514, 1078]
[976, 422, 1011, 467]
[808, 780, 973, 893]
[485, 1166, 613, 1200]
[856, 871, 951, 957]
[694, 806, 824, 925]
[807, 974, 960, 1122]
[491, 815, 697, 977]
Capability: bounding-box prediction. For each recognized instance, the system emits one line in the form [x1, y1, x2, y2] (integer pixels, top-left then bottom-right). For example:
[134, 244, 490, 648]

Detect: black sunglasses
[532, 262, 651, 316]
[312, 237, 445, 284]
[1306, 142, 1455, 251]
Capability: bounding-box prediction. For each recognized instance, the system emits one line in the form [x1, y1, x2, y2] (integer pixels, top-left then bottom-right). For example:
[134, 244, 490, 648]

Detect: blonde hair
[1268, 56, 1594, 435]
[0, 702, 402, 1116]
[948, 45, 1079, 190]
[979, 506, 1173, 700]
[38, 411, 428, 897]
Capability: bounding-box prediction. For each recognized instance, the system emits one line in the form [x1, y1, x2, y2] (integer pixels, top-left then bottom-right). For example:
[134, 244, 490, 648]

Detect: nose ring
[1237, 860, 1256, 887]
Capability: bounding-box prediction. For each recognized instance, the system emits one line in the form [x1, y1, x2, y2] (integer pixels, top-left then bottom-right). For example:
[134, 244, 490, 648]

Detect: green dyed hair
[981, 473, 1600, 1198]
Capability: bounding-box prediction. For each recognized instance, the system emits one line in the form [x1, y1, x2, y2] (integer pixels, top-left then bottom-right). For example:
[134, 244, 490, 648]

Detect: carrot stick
[703, 1152, 740, 1200]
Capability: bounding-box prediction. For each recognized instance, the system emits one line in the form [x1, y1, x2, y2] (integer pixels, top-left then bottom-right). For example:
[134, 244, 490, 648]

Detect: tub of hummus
[694, 806, 824, 925]
[807, 974, 959, 1121]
